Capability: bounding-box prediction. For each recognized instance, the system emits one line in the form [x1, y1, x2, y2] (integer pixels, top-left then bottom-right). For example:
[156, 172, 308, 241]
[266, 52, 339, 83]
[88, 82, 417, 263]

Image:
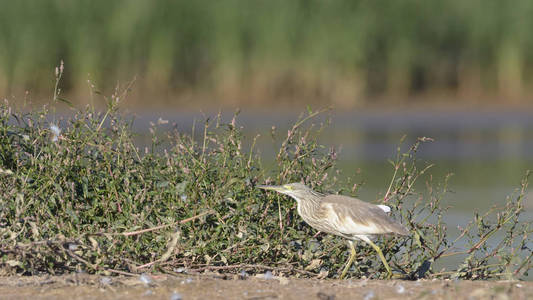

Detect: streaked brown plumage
[258, 182, 408, 279]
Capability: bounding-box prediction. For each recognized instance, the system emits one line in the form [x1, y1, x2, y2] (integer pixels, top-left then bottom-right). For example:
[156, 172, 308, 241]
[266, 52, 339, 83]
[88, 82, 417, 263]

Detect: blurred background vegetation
[1, 0, 533, 108]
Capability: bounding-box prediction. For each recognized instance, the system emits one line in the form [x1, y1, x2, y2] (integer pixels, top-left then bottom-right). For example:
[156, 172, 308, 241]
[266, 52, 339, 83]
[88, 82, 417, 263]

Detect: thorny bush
[0, 99, 531, 280]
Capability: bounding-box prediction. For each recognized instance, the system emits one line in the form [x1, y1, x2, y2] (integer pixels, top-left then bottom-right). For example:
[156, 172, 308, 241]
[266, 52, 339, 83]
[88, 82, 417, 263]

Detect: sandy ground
[0, 273, 531, 300]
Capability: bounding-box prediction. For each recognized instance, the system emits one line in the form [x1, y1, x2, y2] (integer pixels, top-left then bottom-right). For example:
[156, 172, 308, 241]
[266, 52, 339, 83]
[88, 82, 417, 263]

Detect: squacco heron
[259, 182, 409, 279]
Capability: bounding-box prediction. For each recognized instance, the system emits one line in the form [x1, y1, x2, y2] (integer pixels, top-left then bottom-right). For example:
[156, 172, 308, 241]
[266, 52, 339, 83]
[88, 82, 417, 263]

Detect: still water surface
[134, 109, 532, 212]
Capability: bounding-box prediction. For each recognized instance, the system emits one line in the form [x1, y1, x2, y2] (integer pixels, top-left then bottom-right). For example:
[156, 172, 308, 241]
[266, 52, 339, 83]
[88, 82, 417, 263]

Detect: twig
[107, 269, 137, 276]
[122, 210, 213, 237]
[136, 260, 158, 270]
[189, 263, 317, 276]
[65, 249, 97, 270]
[467, 210, 517, 254]
[514, 252, 533, 276]
[160, 229, 181, 262]
[135, 229, 182, 270]
[384, 164, 399, 202]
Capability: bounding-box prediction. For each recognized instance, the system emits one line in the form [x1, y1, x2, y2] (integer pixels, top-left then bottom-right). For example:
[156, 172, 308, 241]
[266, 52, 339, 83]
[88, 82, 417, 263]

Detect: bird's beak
[257, 185, 285, 192]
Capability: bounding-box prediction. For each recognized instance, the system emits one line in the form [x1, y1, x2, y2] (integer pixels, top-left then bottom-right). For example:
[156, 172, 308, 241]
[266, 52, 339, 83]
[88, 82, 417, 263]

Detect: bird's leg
[339, 241, 357, 279]
[365, 239, 392, 278]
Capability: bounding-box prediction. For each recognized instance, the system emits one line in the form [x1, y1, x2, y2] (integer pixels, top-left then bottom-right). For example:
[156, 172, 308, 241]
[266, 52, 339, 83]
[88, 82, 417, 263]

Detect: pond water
[133, 109, 533, 212]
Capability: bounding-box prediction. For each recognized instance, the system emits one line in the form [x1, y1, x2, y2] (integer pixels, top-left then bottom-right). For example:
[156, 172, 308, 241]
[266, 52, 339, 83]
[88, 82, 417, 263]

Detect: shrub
[0, 91, 530, 279]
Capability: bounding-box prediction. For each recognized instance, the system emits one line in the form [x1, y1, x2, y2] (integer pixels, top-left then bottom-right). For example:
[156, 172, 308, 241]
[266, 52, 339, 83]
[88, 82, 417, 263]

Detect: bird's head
[258, 182, 313, 201]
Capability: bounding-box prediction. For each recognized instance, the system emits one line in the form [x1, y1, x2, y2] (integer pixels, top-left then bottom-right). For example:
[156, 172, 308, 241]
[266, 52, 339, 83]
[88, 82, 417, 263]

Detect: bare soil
[0, 274, 531, 300]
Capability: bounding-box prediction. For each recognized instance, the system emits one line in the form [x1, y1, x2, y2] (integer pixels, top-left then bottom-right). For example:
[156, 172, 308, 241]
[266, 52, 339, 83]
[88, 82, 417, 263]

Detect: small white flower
[50, 124, 61, 142]
[50, 124, 60, 135]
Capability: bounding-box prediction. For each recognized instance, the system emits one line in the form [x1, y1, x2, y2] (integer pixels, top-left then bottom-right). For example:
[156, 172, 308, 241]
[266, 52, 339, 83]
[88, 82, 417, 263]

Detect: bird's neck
[292, 194, 321, 218]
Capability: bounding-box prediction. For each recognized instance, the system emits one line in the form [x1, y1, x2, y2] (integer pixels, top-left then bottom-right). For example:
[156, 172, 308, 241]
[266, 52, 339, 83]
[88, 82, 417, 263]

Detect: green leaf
[56, 97, 74, 107]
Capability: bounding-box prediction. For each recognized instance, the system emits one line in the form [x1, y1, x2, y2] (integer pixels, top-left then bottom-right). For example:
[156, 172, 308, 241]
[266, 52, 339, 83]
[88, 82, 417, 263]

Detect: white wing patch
[323, 203, 383, 235]
[377, 205, 391, 214]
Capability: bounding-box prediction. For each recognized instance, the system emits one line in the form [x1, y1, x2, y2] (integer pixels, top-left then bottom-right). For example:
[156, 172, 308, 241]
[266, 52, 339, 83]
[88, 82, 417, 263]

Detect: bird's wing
[377, 205, 391, 213]
[319, 195, 409, 236]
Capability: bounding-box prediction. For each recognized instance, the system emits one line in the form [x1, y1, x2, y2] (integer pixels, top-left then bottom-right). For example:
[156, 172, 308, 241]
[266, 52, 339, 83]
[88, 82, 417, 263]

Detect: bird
[258, 182, 409, 279]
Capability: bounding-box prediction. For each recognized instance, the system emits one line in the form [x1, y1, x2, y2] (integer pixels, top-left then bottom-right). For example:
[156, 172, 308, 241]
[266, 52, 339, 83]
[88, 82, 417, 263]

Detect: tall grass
[2, 0, 533, 105]
[0, 80, 531, 279]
